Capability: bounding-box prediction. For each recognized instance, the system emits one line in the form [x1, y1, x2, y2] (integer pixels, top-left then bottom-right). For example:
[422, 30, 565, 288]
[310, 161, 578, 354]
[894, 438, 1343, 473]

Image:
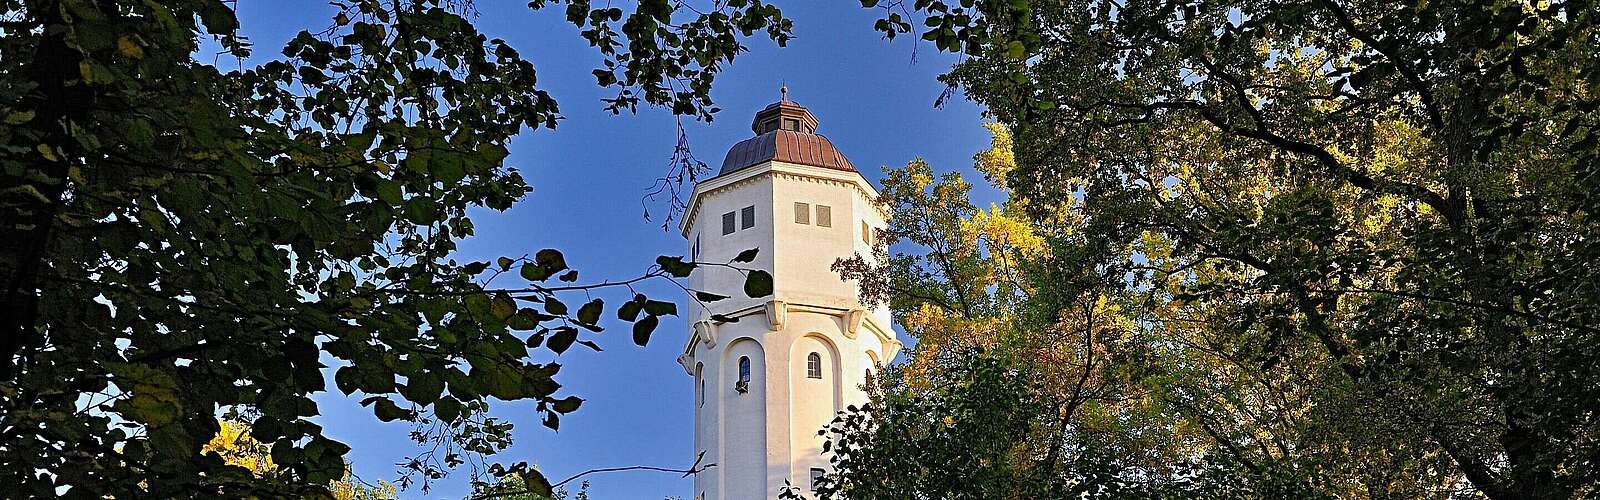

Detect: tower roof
[719, 96, 856, 175]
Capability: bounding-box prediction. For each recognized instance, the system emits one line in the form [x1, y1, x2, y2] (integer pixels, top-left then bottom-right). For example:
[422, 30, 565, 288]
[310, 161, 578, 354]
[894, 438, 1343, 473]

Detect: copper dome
[718, 99, 856, 175]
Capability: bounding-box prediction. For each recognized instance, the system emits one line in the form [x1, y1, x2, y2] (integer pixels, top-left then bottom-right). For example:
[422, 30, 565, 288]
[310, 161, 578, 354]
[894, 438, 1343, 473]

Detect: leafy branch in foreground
[0, 0, 789, 497]
[469, 451, 716, 500]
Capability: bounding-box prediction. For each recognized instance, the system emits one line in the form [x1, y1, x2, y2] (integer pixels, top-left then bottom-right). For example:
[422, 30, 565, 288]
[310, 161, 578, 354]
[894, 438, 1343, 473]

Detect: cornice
[678, 161, 883, 238]
[677, 299, 900, 374]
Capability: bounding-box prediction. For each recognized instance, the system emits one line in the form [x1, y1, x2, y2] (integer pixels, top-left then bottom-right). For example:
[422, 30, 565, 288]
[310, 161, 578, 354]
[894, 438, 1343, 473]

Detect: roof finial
[780, 82, 788, 102]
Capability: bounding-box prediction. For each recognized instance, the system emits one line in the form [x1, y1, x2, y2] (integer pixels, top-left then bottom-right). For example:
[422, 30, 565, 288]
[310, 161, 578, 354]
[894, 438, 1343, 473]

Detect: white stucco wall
[679, 161, 901, 500]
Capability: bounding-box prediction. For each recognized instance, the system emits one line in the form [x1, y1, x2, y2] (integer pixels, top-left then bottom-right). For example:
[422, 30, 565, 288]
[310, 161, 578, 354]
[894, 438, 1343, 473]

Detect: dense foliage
[823, 1, 1600, 498]
[0, 0, 779, 497]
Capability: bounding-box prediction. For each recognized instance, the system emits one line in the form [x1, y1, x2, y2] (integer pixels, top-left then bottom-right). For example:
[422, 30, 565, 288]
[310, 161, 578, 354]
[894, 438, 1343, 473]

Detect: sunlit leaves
[851, 0, 1600, 497]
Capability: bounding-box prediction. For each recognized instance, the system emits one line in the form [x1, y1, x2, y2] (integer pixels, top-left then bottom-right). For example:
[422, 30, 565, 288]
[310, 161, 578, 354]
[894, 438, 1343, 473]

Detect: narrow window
[740, 205, 755, 229]
[722, 212, 736, 235]
[807, 352, 822, 379]
[794, 202, 810, 224]
[815, 205, 831, 227]
[696, 363, 705, 408]
[736, 356, 752, 393]
[691, 233, 700, 261]
[861, 221, 871, 244]
[810, 468, 826, 490]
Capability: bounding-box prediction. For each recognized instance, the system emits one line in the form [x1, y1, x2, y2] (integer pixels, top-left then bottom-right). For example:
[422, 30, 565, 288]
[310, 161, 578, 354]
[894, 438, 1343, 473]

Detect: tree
[202, 418, 397, 499]
[798, 350, 1054, 500]
[842, 0, 1600, 498]
[0, 0, 780, 496]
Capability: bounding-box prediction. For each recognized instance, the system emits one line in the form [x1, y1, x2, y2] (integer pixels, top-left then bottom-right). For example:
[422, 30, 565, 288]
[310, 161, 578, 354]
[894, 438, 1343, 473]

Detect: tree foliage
[202, 418, 396, 500]
[0, 0, 779, 496]
[827, 0, 1600, 493]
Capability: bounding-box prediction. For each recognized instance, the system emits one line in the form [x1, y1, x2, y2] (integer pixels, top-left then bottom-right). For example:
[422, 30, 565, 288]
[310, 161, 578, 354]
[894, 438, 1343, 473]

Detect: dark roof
[718, 99, 856, 175]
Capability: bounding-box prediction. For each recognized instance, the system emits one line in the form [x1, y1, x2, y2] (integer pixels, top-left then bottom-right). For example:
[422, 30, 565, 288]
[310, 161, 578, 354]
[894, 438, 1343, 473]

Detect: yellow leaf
[36, 144, 57, 162]
[117, 36, 145, 59]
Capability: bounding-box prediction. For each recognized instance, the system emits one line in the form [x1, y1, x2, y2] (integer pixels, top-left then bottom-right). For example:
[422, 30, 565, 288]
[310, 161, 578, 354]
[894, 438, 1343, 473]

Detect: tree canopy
[0, 0, 778, 497]
[820, 0, 1600, 497]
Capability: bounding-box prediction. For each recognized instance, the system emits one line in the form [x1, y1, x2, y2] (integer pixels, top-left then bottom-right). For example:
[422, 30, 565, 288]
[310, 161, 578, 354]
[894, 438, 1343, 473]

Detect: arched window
[806, 352, 822, 379]
[736, 356, 752, 393]
[695, 363, 704, 408]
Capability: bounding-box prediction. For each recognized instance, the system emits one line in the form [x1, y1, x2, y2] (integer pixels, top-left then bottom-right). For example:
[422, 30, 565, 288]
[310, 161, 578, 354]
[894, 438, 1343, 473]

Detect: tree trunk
[1, 0, 79, 382]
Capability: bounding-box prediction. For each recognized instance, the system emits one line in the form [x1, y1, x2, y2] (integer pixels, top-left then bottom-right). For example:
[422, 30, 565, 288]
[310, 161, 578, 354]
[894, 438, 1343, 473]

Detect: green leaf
[490, 293, 517, 320]
[518, 469, 555, 497]
[3, 110, 35, 125]
[498, 256, 515, 271]
[402, 372, 444, 404]
[744, 269, 774, 298]
[577, 298, 604, 325]
[371, 398, 410, 422]
[732, 247, 760, 263]
[199, 1, 240, 34]
[695, 291, 729, 302]
[465, 293, 492, 319]
[435, 397, 462, 423]
[644, 299, 677, 316]
[633, 315, 659, 346]
[1005, 40, 1026, 59]
[536, 248, 568, 272]
[617, 294, 645, 321]
[521, 249, 568, 282]
[548, 327, 577, 355]
[558, 270, 579, 282]
[508, 308, 543, 330]
[655, 255, 696, 277]
[552, 395, 583, 414]
[334, 366, 359, 395]
[544, 296, 568, 316]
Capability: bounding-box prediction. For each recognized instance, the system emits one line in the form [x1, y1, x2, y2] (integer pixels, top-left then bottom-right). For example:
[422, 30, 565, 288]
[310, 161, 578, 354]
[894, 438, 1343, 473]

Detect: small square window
[794, 202, 810, 224]
[783, 118, 800, 131]
[810, 468, 826, 490]
[815, 205, 831, 227]
[741, 205, 755, 229]
[722, 212, 736, 235]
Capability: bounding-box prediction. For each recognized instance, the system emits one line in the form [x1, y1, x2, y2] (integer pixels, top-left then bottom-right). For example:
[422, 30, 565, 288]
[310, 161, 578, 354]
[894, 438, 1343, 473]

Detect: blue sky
[235, 2, 992, 497]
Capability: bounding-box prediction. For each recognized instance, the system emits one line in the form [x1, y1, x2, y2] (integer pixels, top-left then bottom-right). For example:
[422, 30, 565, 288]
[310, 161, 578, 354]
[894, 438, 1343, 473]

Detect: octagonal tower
[674, 92, 900, 500]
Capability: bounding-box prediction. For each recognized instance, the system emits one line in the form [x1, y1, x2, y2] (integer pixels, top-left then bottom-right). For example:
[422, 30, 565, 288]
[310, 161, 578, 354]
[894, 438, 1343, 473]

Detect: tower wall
[678, 102, 899, 500]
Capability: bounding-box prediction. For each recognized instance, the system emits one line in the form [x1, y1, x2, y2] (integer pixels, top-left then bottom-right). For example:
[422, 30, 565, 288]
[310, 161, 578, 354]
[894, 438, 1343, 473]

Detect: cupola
[719, 87, 856, 175]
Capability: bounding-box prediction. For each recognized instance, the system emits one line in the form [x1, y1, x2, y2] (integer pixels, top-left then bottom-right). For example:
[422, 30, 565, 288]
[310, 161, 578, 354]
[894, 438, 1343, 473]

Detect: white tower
[676, 94, 900, 500]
